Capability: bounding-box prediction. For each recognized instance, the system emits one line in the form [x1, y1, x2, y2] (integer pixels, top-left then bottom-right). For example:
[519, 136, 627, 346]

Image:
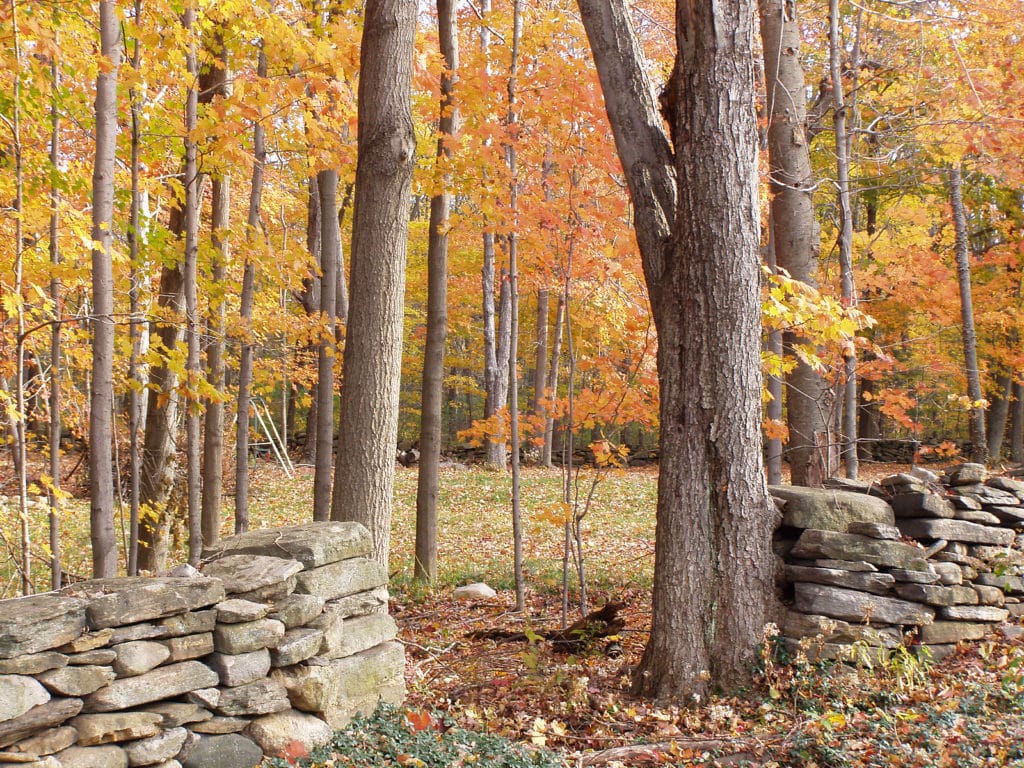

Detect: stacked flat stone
[0, 522, 404, 768]
[773, 467, 1024, 663]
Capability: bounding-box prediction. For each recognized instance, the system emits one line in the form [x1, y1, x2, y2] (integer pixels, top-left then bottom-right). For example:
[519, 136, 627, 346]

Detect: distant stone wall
[774, 464, 1024, 662]
[0, 522, 405, 768]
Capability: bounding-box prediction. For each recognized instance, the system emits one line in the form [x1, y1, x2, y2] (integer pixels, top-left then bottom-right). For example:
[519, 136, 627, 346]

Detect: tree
[415, 0, 459, 582]
[331, 0, 416, 567]
[577, 0, 775, 699]
[89, 0, 121, 579]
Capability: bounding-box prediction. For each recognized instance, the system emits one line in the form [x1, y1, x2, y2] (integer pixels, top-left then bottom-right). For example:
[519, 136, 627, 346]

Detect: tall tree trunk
[830, 0, 858, 478]
[764, 215, 783, 485]
[48, 24, 63, 590]
[759, 0, 828, 486]
[1011, 380, 1023, 464]
[415, 0, 459, 582]
[89, 0, 122, 579]
[986, 370, 1012, 461]
[578, 0, 774, 700]
[949, 166, 987, 464]
[542, 294, 564, 467]
[201, 33, 230, 547]
[313, 169, 339, 521]
[235, 46, 268, 535]
[331, 0, 416, 567]
[533, 289, 549, 417]
[300, 177, 322, 466]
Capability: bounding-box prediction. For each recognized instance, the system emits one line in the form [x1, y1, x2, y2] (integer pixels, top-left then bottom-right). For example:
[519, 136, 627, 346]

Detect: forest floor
[1, 455, 1023, 766]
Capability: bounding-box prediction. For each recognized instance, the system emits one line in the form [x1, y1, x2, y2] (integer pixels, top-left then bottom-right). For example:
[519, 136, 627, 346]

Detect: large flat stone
[63, 578, 224, 630]
[974, 573, 1024, 593]
[70, 712, 162, 746]
[770, 486, 894, 532]
[124, 726, 187, 766]
[0, 676, 50, 723]
[207, 650, 271, 688]
[785, 565, 895, 596]
[213, 619, 285, 655]
[0, 698, 82, 748]
[793, 583, 935, 626]
[140, 702, 211, 728]
[83, 662, 219, 713]
[37, 665, 114, 696]
[194, 679, 291, 717]
[888, 493, 955, 519]
[200, 557, 303, 597]
[985, 506, 1024, 526]
[896, 518, 1015, 546]
[54, 745, 128, 768]
[939, 605, 1010, 622]
[270, 628, 323, 668]
[326, 588, 389, 619]
[0, 595, 87, 659]
[161, 633, 214, 663]
[113, 641, 170, 678]
[203, 522, 371, 570]
[293, 558, 387, 602]
[267, 595, 324, 630]
[789, 529, 929, 571]
[13, 725, 78, 756]
[179, 734, 262, 768]
[782, 611, 902, 648]
[246, 710, 333, 759]
[0, 652, 67, 676]
[917, 621, 987, 644]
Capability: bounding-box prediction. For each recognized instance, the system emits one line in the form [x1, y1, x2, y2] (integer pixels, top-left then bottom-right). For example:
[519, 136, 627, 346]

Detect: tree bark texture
[49, 28, 64, 590]
[416, 0, 458, 582]
[759, 0, 829, 486]
[313, 168, 339, 521]
[533, 289, 549, 416]
[764, 216, 783, 485]
[89, 0, 121, 579]
[542, 294, 564, 466]
[986, 371, 1012, 461]
[1011, 380, 1023, 464]
[949, 166, 987, 464]
[301, 176, 322, 467]
[331, 0, 416, 567]
[578, 0, 775, 700]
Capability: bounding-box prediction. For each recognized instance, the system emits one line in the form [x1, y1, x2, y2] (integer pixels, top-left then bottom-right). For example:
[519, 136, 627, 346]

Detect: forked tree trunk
[578, 0, 775, 700]
[331, 0, 416, 567]
[89, 0, 121, 578]
[415, 0, 459, 582]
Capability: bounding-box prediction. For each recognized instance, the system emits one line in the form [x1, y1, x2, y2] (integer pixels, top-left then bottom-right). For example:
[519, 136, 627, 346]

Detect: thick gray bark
[89, 0, 121, 579]
[759, 0, 829, 485]
[949, 167, 987, 464]
[533, 289, 549, 417]
[986, 371, 1012, 460]
[415, 0, 459, 582]
[301, 177, 322, 466]
[331, 0, 416, 567]
[1011, 380, 1023, 463]
[578, 0, 774, 700]
[313, 168, 339, 521]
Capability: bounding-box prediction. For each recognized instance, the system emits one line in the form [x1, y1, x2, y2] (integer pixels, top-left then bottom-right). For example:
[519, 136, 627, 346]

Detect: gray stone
[272, 641, 405, 727]
[894, 583, 958, 606]
[157, 612, 216, 639]
[812, 559, 877, 572]
[939, 605, 1009, 622]
[955, 484, 1019, 505]
[982, 506, 1024, 526]
[70, 713, 162, 745]
[975, 573, 1024, 593]
[789, 529, 929, 571]
[452, 583, 498, 600]
[779, 638, 891, 665]
[83, 662, 219, 713]
[58, 630, 113, 654]
[207, 650, 271, 688]
[986, 476, 1024, 493]
[267, 595, 324, 630]
[0, 595, 87, 659]
[0, 699, 82, 748]
[973, 584, 1006, 606]
[887, 567, 939, 584]
[888, 493, 955, 519]
[784, 565, 895, 595]
[160, 634, 214, 663]
[946, 463, 988, 485]
[769, 485, 895, 532]
[932, 551, 989, 571]
[200, 557, 303, 597]
[54, 745, 128, 768]
[215, 601, 270, 624]
[63, 578, 225, 631]
[951, 585, 980, 604]
[124, 726, 187, 766]
[231, 580, 297, 604]
[0, 653, 67, 676]
[149, 761, 181, 768]
[793, 583, 935, 626]
[1008, 602, 1024, 619]
[213, 619, 284, 655]
[326, 588, 389, 619]
[782, 611, 902, 648]
[201, 679, 291, 717]
[13, 726, 78, 756]
[823, 477, 881, 495]
[270, 629, 322, 668]
[293, 558, 388, 603]
[846, 522, 901, 540]
[895, 518, 1015, 546]
[139, 702, 211, 728]
[311, 610, 397, 660]
[37, 665, 114, 696]
[949, 494, 982, 510]
[113, 642, 171, 678]
[178, 734, 262, 768]
[189, 717, 250, 735]
[203, 521, 371, 570]
[0, 677, 50, 723]
[969, 545, 1024, 567]
[932, 562, 963, 585]
[0, 755, 61, 768]
[920, 644, 958, 663]
[246, 710, 333, 758]
[954, 509, 1002, 525]
[69, 650, 117, 666]
[108, 625, 165, 645]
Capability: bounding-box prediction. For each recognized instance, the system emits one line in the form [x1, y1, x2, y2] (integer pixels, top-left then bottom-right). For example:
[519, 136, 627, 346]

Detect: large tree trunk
[331, 0, 416, 567]
[201, 34, 230, 548]
[764, 216, 784, 485]
[313, 168, 339, 521]
[759, 0, 829, 486]
[127, 0, 143, 575]
[300, 177, 322, 466]
[578, 0, 774, 700]
[1011, 380, 1024, 464]
[533, 289, 549, 417]
[542, 293, 565, 466]
[415, 0, 459, 582]
[949, 167, 987, 464]
[986, 370, 1012, 461]
[89, 0, 121, 579]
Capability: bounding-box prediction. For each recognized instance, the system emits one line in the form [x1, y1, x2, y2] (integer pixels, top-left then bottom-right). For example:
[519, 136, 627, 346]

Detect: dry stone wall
[0, 522, 404, 768]
[775, 463, 1024, 662]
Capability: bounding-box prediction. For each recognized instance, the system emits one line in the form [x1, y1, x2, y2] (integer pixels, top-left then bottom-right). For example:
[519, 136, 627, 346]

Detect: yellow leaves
[534, 502, 572, 527]
[763, 418, 789, 442]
